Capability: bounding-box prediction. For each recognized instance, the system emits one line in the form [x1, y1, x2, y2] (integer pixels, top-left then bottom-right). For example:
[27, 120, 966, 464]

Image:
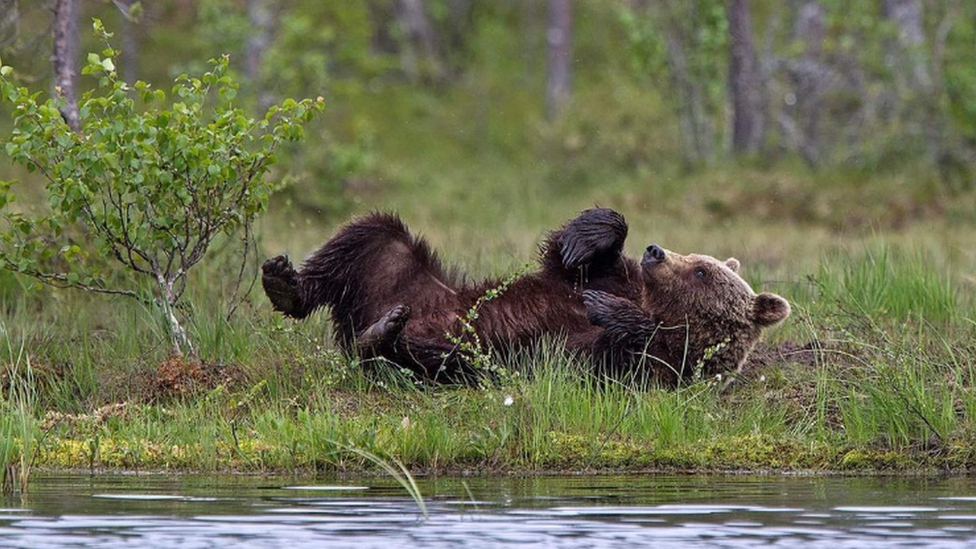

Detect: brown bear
[261, 208, 789, 386]
[581, 245, 790, 386]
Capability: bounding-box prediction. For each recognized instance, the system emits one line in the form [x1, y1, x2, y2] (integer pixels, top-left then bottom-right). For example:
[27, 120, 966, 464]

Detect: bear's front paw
[262, 255, 302, 316]
[582, 289, 618, 327]
[559, 208, 628, 269]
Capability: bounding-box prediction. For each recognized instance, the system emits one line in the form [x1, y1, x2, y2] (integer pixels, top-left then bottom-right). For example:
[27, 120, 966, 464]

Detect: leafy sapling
[0, 20, 324, 357]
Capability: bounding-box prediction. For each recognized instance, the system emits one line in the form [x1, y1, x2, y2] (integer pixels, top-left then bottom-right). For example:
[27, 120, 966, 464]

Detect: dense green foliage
[0, 20, 323, 356]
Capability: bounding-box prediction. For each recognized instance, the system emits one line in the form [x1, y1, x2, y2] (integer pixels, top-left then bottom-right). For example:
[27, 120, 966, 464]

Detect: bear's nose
[644, 244, 666, 264]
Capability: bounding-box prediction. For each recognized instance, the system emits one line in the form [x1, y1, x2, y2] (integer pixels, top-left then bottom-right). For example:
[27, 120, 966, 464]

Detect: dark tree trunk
[791, 0, 826, 164]
[545, 0, 572, 120]
[727, 0, 763, 154]
[663, 30, 713, 164]
[442, 0, 473, 73]
[53, 0, 80, 132]
[246, 0, 277, 112]
[0, 0, 17, 48]
[368, 0, 399, 56]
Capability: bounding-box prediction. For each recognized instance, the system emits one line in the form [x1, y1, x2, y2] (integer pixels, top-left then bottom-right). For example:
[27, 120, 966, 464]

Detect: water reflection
[2, 475, 976, 547]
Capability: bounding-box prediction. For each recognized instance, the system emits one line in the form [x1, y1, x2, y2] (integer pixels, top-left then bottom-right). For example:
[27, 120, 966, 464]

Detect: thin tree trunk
[727, 0, 763, 154]
[118, 0, 140, 84]
[545, 0, 572, 120]
[158, 275, 193, 358]
[793, 0, 826, 165]
[397, 0, 443, 81]
[652, 0, 716, 165]
[368, 0, 398, 56]
[0, 0, 17, 48]
[443, 0, 472, 74]
[662, 28, 713, 165]
[246, 0, 277, 112]
[882, 0, 932, 93]
[52, 0, 80, 132]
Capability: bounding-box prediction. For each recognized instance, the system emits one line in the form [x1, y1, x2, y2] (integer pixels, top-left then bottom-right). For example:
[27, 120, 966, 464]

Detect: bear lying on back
[261, 208, 789, 386]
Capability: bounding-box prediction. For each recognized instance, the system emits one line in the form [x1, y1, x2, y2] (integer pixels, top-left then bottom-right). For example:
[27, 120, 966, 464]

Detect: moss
[26, 430, 971, 475]
[534, 432, 651, 469]
[838, 449, 913, 471]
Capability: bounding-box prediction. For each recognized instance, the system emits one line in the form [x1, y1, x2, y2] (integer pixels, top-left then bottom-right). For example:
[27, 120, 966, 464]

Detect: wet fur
[263, 209, 788, 386]
[262, 210, 641, 381]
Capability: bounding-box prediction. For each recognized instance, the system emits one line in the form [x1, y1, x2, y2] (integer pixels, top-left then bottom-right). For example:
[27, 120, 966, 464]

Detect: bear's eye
[694, 267, 707, 280]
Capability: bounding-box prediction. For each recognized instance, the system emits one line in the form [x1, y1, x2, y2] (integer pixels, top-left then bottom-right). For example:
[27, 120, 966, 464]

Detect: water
[4, 474, 976, 547]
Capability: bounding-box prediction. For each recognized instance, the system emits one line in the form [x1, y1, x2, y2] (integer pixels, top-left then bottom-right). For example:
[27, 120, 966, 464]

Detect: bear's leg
[356, 305, 411, 355]
[556, 208, 629, 270]
[382, 334, 478, 384]
[262, 255, 308, 318]
[582, 290, 655, 340]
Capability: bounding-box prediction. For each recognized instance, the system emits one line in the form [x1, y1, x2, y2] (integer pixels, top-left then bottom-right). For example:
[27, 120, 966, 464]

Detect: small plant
[342, 443, 428, 520]
[443, 265, 528, 384]
[0, 20, 323, 357]
[690, 336, 731, 384]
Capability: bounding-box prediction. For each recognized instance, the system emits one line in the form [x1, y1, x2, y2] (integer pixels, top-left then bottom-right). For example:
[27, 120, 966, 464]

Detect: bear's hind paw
[262, 255, 302, 316]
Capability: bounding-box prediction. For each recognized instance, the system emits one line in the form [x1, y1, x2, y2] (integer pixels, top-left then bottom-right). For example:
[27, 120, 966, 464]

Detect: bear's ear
[751, 292, 790, 327]
[725, 258, 741, 273]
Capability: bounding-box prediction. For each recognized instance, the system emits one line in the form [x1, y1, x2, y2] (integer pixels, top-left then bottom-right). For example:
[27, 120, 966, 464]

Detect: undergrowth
[3, 245, 976, 475]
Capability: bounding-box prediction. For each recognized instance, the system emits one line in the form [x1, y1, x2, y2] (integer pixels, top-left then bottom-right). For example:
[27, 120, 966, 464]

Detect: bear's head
[639, 244, 790, 381]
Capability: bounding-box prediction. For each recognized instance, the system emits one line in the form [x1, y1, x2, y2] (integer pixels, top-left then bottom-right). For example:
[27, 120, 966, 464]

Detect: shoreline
[29, 432, 975, 478]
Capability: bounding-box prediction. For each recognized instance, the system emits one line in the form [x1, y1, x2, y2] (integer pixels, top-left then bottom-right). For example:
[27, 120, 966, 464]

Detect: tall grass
[1, 320, 40, 495]
[816, 243, 960, 323]
[2, 197, 976, 474]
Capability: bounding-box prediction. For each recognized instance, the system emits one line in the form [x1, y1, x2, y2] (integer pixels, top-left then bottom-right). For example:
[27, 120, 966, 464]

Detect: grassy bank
[3, 162, 976, 477]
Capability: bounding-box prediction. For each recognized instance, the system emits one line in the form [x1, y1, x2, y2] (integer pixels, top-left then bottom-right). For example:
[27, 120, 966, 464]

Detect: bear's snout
[642, 244, 666, 266]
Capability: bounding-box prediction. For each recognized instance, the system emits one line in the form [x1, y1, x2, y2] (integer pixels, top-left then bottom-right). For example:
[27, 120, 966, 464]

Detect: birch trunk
[545, 0, 573, 120]
[53, 0, 80, 132]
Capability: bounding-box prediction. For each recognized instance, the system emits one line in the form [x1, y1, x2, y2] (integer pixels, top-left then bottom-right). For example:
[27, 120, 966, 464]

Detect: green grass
[1, 327, 41, 494]
[3, 161, 976, 475]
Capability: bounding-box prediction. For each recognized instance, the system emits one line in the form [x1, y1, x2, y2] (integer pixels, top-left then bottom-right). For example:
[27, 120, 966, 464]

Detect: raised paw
[358, 305, 412, 351]
[558, 208, 628, 269]
[374, 304, 412, 337]
[262, 254, 296, 279]
[261, 255, 302, 317]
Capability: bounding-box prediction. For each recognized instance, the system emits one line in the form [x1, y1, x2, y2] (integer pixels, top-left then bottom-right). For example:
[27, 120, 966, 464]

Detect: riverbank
[12, 307, 976, 477]
[4, 161, 976, 480]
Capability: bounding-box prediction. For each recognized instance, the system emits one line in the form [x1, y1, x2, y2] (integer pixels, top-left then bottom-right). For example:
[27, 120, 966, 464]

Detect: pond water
[4, 473, 976, 547]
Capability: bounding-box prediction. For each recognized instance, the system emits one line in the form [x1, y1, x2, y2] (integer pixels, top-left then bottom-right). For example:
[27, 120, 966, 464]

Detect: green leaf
[0, 66, 11, 77]
[101, 58, 115, 72]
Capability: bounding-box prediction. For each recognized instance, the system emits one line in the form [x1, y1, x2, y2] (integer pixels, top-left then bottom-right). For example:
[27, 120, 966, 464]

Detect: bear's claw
[559, 208, 628, 269]
[262, 255, 302, 317]
[582, 289, 617, 327]
[358, 305, 412, 351]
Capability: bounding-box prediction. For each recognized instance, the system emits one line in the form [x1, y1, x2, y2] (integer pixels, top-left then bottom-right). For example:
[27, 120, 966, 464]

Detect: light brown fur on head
[639, 246, 790, 381]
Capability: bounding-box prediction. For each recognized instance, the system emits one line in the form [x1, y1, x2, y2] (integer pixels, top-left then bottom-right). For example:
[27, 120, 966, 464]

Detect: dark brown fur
[262, 209, 639, 381]
[262, 209, 789, 385]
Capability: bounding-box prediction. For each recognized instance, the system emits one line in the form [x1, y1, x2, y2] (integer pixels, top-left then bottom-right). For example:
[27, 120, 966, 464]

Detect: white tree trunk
[158, 275, 193, 357]
[53, 0, 80, 132]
